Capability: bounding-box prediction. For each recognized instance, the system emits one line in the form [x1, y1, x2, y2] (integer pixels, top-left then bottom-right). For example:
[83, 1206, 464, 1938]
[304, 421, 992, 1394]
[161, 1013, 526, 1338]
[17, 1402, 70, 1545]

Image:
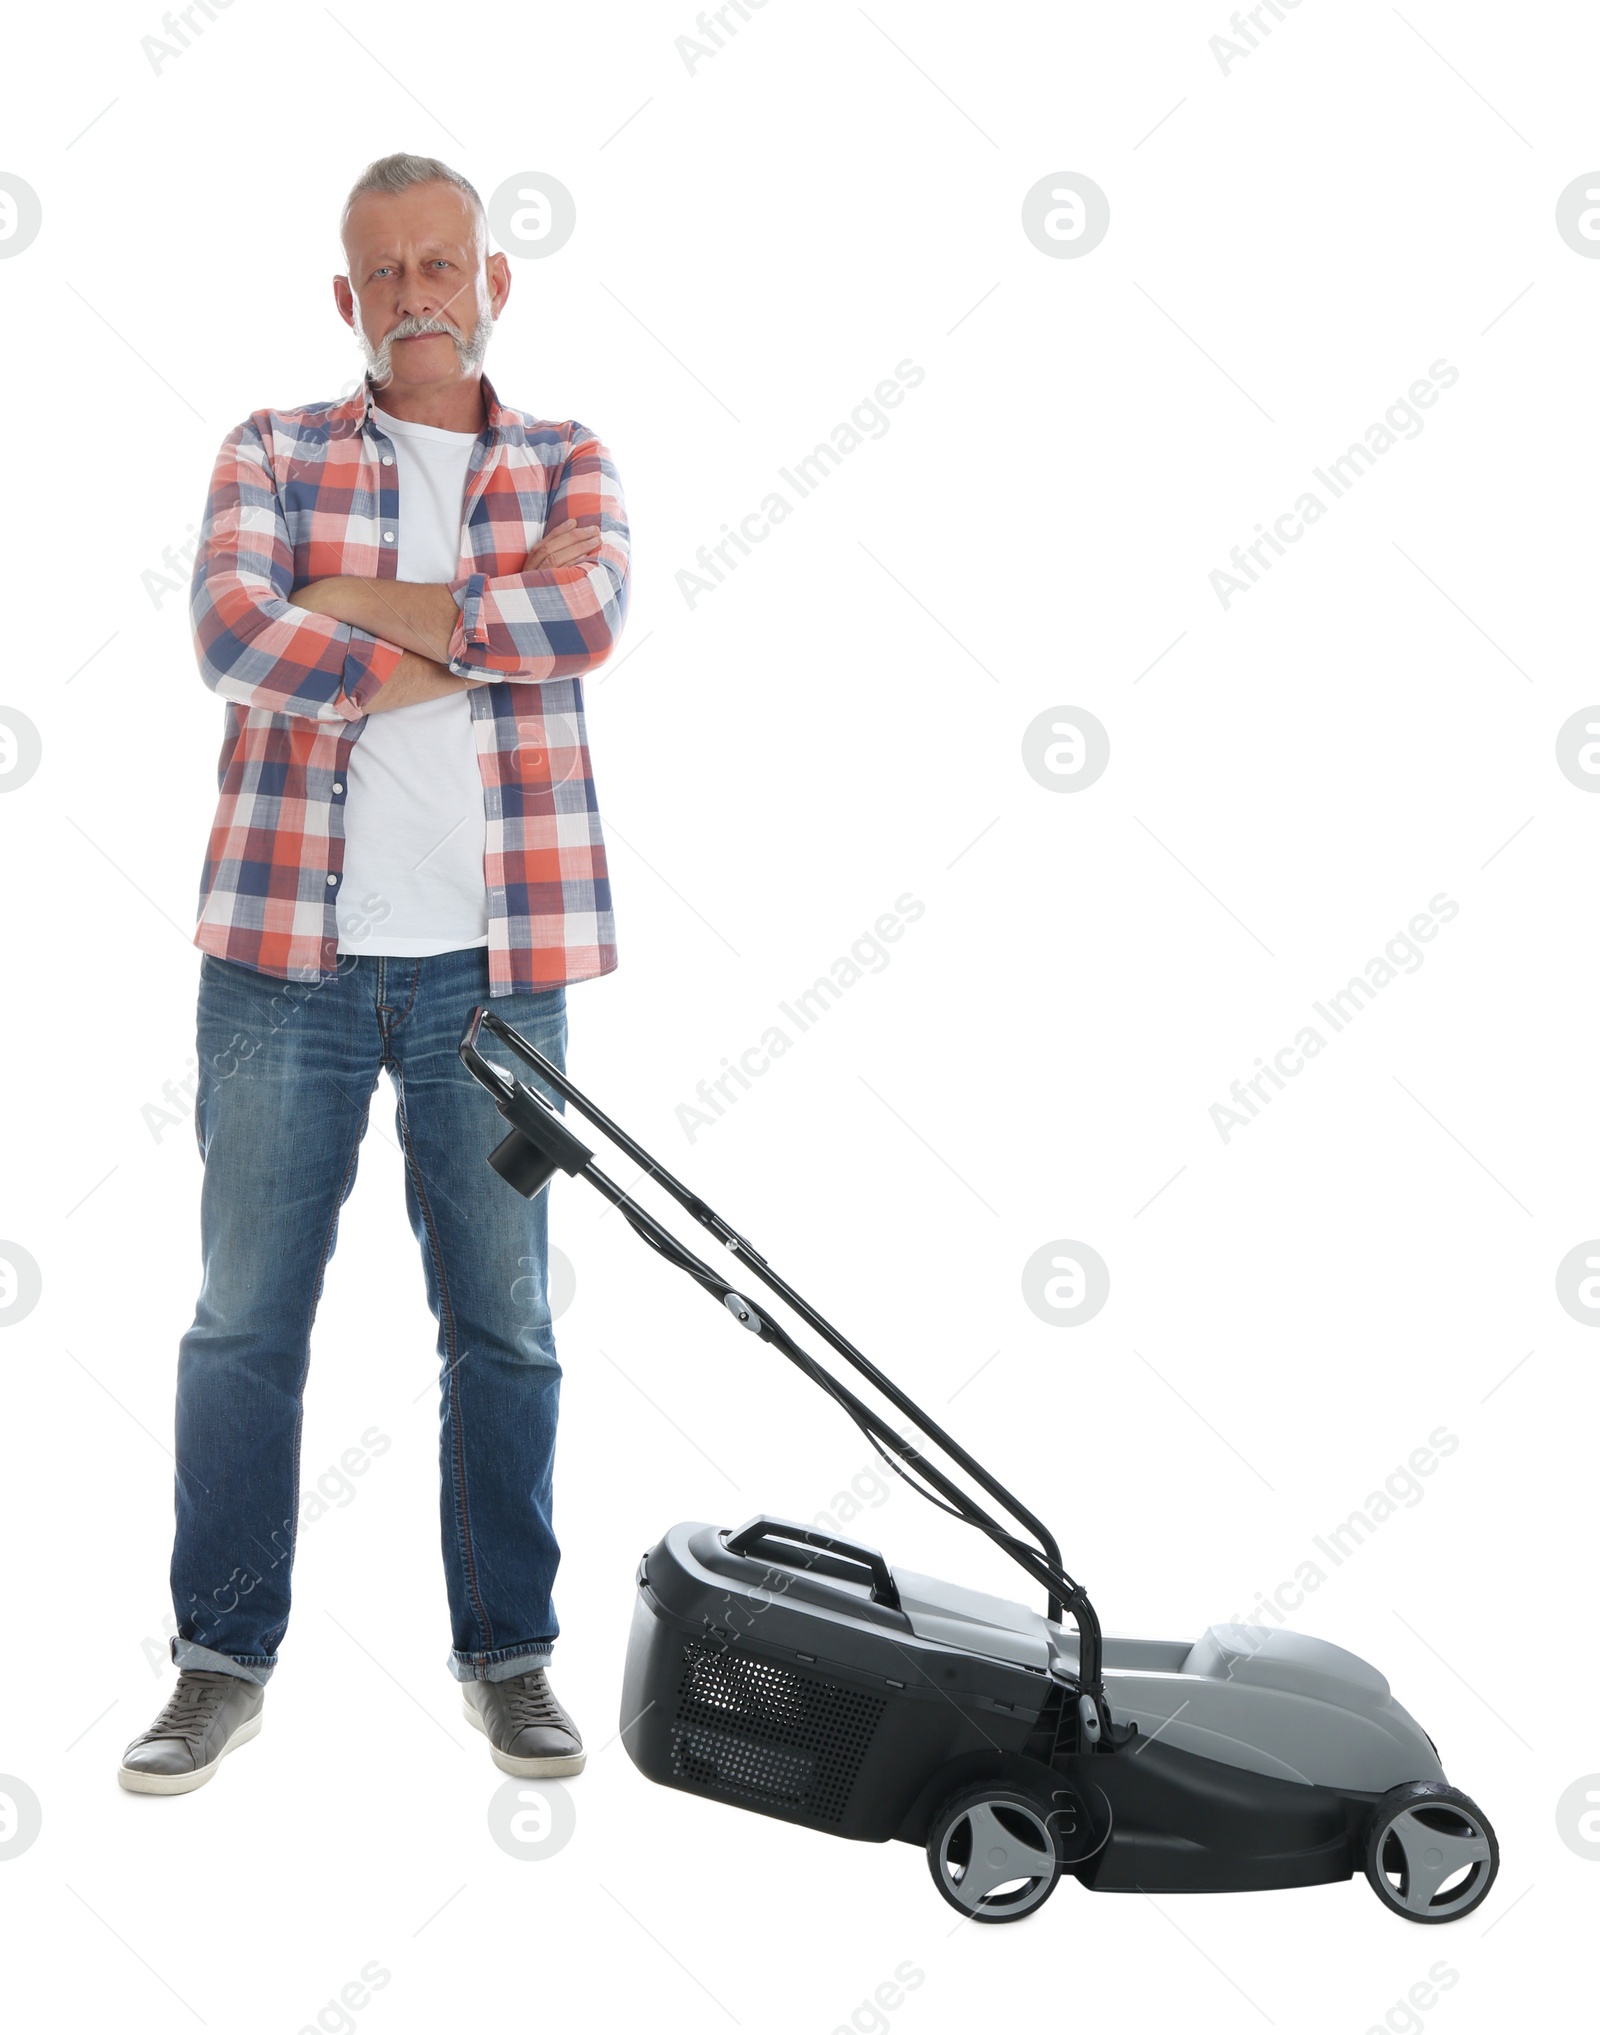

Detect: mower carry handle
[724, 1517, 903, 1611]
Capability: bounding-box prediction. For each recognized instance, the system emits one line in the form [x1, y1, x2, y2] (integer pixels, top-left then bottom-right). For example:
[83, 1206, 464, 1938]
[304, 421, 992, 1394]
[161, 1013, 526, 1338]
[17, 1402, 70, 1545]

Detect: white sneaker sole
[462, 1695, 587, 1777]
[117, 1709, 263, 1796]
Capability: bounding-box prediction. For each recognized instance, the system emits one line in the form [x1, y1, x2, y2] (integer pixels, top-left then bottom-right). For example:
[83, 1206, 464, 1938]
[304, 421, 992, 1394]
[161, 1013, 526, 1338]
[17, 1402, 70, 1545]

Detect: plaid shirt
[189, 370, 629, 996]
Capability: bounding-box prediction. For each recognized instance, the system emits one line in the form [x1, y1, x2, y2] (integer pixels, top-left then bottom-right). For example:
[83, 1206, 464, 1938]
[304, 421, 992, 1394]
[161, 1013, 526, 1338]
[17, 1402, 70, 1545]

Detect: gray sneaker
[462, 1667, 585, 1777]
[118, 1670, 264, 1795]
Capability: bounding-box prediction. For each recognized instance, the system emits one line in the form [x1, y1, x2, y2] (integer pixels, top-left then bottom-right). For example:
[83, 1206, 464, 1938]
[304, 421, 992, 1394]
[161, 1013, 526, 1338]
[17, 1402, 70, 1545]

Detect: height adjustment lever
[724, 1292, 764, 1334]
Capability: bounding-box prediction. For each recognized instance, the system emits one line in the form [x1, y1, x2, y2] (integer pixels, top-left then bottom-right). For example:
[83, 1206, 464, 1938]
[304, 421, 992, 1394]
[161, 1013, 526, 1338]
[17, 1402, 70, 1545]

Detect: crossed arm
[287, 522, 602, 713]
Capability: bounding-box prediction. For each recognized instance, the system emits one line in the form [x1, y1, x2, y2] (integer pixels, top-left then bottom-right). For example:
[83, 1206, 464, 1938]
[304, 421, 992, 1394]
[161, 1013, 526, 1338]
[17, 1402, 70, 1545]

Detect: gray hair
[339, 153, 487, 251]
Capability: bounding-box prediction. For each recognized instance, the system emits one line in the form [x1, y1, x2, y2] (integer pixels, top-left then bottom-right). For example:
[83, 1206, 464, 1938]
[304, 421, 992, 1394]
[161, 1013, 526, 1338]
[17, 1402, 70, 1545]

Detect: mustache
[360, 306, 490, 386]
[385, 314, 460, 344]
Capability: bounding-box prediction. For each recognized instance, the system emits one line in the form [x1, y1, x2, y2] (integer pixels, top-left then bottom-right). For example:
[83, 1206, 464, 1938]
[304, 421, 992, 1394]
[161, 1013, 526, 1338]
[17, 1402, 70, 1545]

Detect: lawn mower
[459, 1007, 1499, 1925]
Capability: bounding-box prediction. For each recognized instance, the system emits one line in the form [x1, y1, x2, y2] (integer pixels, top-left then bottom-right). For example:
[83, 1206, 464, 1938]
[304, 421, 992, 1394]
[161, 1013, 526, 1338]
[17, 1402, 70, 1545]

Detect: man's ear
[487, 250, 511, 319]
[333, 275, 356, 330]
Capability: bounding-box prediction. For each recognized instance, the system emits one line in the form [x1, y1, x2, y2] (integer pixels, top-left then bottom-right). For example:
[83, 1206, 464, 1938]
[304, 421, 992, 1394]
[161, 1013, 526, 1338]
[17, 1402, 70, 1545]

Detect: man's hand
[290, 577, 458, 662]
[523, 523, 603, 572]
[361, 651, 477, 714]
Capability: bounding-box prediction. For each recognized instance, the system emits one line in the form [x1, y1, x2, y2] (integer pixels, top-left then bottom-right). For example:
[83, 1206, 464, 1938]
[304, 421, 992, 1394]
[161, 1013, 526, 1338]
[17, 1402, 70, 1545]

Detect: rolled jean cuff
[172, 1636, 276, 1686]
[448, 1642, 554, 1684]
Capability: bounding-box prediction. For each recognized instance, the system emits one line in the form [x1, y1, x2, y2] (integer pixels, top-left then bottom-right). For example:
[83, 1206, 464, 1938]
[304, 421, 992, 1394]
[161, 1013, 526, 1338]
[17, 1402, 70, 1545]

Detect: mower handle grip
[724, 1516, 902, 1611]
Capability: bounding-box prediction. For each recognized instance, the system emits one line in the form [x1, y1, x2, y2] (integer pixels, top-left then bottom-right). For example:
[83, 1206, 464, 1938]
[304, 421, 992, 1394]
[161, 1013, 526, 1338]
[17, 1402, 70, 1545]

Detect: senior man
[119, 152, 630, 1794]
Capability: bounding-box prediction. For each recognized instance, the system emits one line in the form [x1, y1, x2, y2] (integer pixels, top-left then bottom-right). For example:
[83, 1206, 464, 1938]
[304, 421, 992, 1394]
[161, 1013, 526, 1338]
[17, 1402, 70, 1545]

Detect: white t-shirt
[335, 404, 489, 958]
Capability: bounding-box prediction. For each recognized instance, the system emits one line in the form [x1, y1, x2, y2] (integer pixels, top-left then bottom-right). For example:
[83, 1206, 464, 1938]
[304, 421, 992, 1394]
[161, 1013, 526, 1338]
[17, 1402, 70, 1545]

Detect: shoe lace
[146, 1673, 234, 1747]
[497, 1672, 565, 1729]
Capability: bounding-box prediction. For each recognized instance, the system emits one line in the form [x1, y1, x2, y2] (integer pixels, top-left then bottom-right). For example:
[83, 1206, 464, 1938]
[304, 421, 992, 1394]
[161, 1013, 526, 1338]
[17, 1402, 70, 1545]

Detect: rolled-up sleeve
[190, 416, 403, 720]
[444, 426, 630, 683]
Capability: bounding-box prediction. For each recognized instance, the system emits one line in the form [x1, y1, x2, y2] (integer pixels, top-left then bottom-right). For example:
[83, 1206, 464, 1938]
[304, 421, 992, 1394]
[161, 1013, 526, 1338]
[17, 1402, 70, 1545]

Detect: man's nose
[394, 272, 443, 320]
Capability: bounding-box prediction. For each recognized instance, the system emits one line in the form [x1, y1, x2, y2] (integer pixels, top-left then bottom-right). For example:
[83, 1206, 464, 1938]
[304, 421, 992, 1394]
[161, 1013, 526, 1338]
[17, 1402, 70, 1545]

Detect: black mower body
[621, 1520, 1382, 1895]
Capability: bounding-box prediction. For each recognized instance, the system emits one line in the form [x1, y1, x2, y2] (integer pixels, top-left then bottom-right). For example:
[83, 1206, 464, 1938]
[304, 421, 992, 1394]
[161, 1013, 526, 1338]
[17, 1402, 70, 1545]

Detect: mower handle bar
[458, 1005, 1105, 1705]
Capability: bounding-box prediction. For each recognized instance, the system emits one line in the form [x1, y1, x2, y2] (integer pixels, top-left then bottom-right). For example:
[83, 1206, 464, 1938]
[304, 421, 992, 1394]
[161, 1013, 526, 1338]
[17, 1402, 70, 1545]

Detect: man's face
[335, 183, 510, 395]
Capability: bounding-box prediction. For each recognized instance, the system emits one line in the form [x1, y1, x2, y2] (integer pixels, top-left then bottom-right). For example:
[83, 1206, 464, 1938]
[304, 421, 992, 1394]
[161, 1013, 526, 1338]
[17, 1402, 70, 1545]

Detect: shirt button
[382, 455, 395, 466]
[326, 873, 338, 886]
[332, 781, 344, 794]
[383, 531, 395, 543]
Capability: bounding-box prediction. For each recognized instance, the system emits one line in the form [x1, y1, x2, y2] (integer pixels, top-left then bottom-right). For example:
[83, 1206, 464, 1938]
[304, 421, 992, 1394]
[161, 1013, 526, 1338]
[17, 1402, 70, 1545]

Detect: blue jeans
[169, 948, 569, 1688]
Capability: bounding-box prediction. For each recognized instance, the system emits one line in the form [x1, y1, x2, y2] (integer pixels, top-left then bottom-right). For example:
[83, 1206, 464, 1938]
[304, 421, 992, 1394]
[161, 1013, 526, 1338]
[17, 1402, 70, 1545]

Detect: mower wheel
[926, 1784, 1062, 1923]
[1364, 1781, 1498, 1923]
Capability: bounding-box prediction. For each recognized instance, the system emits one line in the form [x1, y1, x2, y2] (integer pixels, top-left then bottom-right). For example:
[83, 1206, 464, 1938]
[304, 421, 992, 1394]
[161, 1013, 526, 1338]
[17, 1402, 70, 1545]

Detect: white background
[1, 0, 1594, 2028]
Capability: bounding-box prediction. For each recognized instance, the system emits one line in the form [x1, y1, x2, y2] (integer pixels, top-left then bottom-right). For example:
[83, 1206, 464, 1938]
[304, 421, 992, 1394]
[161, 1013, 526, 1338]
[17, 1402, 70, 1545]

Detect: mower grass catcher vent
[670, 1639, 886, 1824]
